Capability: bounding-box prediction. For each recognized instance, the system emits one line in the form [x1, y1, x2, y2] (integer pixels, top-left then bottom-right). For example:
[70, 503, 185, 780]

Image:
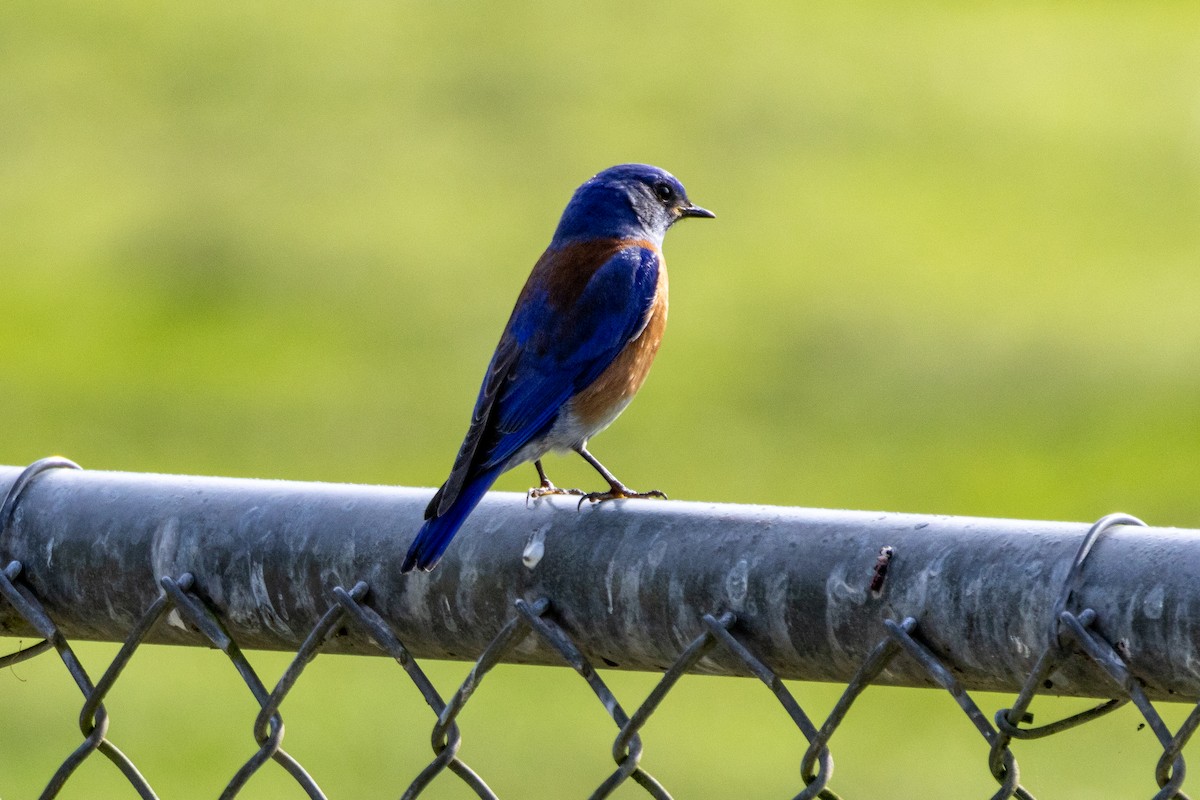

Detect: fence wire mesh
[2, 457, 1199, 799]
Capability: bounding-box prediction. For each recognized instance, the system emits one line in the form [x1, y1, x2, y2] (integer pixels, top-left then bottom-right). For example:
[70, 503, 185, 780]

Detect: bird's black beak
[678, 204, 716, 219]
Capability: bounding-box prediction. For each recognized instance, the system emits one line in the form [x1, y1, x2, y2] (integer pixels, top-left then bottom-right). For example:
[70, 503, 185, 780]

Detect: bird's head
[552, 163, 714, 246]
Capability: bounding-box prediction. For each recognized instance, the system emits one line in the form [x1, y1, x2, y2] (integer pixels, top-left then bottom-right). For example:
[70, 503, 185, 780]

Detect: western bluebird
[402, 164, 713, 572]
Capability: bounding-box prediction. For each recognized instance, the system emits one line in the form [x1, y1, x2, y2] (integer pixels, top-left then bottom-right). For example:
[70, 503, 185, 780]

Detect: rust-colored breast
[571, 262, 669, 430]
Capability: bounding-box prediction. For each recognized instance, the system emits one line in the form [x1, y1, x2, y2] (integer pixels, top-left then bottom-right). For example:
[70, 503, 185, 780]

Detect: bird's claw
[577, 487, 668, 510]
[527, 482, 586, 505]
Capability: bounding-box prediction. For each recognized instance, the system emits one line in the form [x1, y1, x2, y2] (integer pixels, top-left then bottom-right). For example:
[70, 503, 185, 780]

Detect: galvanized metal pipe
[0, 464, 1195, 701]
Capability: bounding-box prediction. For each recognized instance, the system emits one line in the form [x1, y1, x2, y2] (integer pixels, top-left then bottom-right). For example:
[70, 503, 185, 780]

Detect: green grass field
[2, 2, 1199, 797]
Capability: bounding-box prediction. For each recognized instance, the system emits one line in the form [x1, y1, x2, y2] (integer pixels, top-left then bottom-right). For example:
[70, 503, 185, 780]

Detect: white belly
[508, 395, 634, 467]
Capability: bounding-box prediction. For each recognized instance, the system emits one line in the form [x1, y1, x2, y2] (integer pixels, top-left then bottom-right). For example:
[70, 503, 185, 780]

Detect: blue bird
[402, 164, 714, 572]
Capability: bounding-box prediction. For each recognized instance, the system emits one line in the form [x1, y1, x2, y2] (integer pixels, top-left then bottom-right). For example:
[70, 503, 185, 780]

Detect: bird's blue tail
[402, 469, 501, 572]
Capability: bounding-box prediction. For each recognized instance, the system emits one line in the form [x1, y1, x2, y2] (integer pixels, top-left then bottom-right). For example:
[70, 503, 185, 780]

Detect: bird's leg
[573, 444, 667, 509]
[527, 459, 585, 502]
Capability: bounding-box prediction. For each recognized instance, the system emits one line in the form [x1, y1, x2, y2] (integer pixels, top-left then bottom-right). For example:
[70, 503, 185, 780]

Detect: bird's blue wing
[480, 244, 661, 467]
[432, 242, 661, 518]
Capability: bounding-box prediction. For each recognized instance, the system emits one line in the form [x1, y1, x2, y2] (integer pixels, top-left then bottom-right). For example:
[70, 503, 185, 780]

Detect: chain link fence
[2, 458, 1199, 799]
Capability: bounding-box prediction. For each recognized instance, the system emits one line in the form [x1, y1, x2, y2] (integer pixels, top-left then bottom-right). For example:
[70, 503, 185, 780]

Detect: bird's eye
[653, 182, 675, 203]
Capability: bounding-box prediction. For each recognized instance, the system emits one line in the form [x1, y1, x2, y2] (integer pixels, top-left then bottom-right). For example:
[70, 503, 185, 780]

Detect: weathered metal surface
[0, 464, 1195, 700]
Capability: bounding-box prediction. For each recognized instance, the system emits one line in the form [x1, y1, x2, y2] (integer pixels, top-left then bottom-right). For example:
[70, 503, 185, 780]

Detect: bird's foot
[527, 480, 586, 504]
[577, 485, 668, 510]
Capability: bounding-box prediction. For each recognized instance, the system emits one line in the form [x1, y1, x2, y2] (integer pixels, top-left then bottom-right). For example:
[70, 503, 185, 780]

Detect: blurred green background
[2, 1, 1199, 797]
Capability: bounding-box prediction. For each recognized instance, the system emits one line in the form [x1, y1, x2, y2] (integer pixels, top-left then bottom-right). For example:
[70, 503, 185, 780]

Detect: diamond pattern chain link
[3, 459, 1200, 798]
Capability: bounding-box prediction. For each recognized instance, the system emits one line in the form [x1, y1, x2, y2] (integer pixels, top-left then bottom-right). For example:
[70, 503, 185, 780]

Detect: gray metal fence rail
[2, 458, 1199, 799]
